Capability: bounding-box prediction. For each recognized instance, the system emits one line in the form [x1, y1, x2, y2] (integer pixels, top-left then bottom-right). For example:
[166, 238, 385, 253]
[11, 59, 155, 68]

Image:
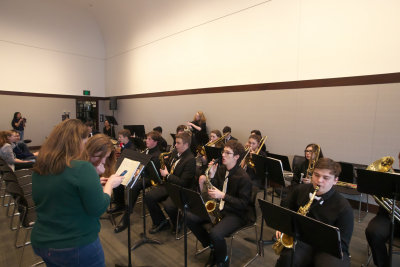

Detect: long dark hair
[11, 112, 20, 128]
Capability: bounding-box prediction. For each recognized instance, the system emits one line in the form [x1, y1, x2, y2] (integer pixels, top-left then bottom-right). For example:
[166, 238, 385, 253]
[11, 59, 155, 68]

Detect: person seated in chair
[144, 131, 196, 234]
[153, 126, 168, 152]
[188, 140, 253, 267]
[10, 130, 38, 160]
[222, 126, 237, 144]
[292, 143, 324, 185]
[275, 158, 353, 267]
[114, 131, 162, 233]
[365, 152, 400, 267]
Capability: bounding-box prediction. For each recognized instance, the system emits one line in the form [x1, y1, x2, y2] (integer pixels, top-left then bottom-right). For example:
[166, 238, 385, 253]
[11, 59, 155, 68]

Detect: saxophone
[272, 186, 320, 255]
[150, 150, 173, 186]
[203, 160, 222, 224]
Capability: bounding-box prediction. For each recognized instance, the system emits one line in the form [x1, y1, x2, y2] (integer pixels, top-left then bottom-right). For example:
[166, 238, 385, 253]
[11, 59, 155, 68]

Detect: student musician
[114, 131, 162, 233]
[187, 111, 209, 146]
[108, 129, 136, 214]
[144, 131, 196, 234]
[198, 130, 224, 191]
[292, 143, 324, 184]
[365, 152, 400, 267]
[153, 126, 168, 152]
[222, 126, 237, 144]
[241, 134, 266, 187]
[275, 158, 354, 267]
[187, 140, 253, 267]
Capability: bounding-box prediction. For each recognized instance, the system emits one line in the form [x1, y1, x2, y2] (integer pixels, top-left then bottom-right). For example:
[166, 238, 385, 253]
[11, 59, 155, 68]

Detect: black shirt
[283, 183, 354, 255]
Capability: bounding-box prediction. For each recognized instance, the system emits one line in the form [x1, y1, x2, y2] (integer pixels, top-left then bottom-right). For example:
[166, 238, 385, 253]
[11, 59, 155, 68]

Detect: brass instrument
[303, 144, 320, 183]
[197, 133, 228, 157]
[241, 136, 267, 169]
[335, 181, 357, 189]
[272, 186, 320, 254]
[203, 160, 222, 224]
[366, 156, 400, 222]
[150, 150, 173, 186]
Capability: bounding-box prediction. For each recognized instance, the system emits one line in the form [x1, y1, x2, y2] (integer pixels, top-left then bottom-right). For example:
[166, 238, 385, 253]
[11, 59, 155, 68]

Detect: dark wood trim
[2, 72, 400, 100]
[0, 90, 106, 100]
[116, 72, 400, 99]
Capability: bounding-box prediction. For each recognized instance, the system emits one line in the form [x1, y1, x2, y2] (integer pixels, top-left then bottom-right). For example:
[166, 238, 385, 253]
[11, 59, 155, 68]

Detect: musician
[276, 158, 354, 267]
[187, 140, 253, 267]
[250, 129, 266, 152]
[198, 130, 224, 191]
[222, 126, 237, 144]
[114, 131, 162, 233]
[176, 124, 197, 155]
[187, 111, 209, 146]
[11, 112, 25, 140]
[153, 126, 168, 152]
[108, 129, 135, 214]
[144, 131, 196, 234]
[241, 134, 266, 187]
[292, 143, 324, 184]
[103, 119, 116, 139]
[365, 152, 400, 267]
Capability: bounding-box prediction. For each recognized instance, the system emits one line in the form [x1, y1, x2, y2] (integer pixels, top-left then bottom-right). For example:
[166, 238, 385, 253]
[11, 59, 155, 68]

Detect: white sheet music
[116, 158, 140, 186]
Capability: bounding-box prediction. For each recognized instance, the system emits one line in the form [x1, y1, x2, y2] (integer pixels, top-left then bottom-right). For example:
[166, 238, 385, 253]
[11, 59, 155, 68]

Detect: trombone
[197, 133, 228, 157]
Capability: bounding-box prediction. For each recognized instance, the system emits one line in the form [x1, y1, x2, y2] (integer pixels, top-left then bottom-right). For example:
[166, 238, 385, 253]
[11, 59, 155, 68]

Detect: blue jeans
[33, 238, 105, 267]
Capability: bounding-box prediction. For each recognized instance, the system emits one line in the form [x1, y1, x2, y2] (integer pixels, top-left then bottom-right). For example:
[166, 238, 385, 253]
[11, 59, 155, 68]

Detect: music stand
[105, 115, 118, 125]
[258, 199, 342, 267]
[131, 160, 162, 250]
[205, 146, 222, 162]
[245, 154, 272, 267]
[356, 169, 400, 267]
[267, 152, 292, 172]
[115, 150, 150, 267]
[124, 125, 146, 139]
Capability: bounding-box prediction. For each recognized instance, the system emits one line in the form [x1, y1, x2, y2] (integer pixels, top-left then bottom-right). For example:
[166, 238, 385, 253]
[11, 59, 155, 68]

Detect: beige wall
[102, 83, 400, 168]
[0, 95, 76, 146]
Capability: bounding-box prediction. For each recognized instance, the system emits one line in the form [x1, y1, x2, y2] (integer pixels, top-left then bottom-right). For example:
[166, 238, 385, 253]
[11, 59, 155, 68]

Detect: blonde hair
[193, 111, 206, 124]
[85, 134, 116, 177]
[33, 119, 89, 175]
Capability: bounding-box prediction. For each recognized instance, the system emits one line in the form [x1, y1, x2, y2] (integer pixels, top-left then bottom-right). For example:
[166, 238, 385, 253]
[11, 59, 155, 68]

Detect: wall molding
[2, 72, 399, 100]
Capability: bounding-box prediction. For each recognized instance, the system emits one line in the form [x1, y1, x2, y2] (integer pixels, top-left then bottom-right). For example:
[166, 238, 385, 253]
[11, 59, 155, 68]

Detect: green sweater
[31, 160, 110, 248]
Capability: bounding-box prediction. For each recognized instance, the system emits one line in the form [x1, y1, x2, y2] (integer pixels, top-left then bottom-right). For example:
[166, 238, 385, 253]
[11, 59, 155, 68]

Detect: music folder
[116, 149, 152, 187]
[258, 199, 343, 259]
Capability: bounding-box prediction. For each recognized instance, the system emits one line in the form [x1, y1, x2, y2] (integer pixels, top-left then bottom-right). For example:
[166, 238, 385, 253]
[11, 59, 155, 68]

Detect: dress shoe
[205, 249, 216, 267]
[114, 213, 129, 233]
[149, 220, 170, 234]
[107, 204, 126, 214]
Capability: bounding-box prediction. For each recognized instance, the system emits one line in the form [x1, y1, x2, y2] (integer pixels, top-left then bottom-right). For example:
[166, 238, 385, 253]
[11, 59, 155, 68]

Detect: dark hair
[210, 130, 222, 138]
[251, 129, 262, 136]
[153, 126, 163, 133]
[85, 121, 94, 127]
[305, 143, 324, 158]
[225, 140, 245, 157]
[146, 131, 161, 143]
[11, 112, 21, 128]
[118, 129, 131, 138]
[176, 132, 191, 146]
[249, 134, 261, 143]
[314, 158, 341, 177]
[222, 126, 232, 134]
[176, 124, 186, 134]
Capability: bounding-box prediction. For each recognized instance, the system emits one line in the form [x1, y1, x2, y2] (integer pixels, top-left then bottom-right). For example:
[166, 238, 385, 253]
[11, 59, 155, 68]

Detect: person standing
[11, 112, 26, 140]
[31, 119, 123, 267]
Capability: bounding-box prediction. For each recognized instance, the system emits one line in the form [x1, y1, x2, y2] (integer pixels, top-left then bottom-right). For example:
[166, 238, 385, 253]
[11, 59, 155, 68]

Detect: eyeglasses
[221, 150, 234, 155]
[304, 150, 313, 153]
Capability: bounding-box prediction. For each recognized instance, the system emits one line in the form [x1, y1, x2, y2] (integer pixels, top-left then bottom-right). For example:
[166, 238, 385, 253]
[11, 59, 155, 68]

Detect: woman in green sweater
[31, 119, 123, 267]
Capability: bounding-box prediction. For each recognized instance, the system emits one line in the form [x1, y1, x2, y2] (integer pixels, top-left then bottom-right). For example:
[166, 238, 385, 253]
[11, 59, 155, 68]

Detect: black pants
[144, 185, 178, 226]
[365, 212, 400, 267]
[275, 241, 350, 267]
[186, 211, 245, 264]
[112, 185, 125, 206]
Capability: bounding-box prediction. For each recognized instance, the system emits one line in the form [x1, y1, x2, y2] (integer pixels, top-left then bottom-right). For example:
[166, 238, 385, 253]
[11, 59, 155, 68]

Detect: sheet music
[116, 158, 140, 186]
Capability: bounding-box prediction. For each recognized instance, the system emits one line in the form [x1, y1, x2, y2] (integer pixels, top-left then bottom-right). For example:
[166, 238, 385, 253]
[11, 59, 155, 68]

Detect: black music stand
[267, 152, 292, 172]
[124, 125, 146, 139]
[258, 199, 342, 267]
[115, 150, 150, 267]
[245, 154, 272, 266]
[205, 146, 222, 162]
[356, 169, 400, 267]
[131, 160, 162, 250]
